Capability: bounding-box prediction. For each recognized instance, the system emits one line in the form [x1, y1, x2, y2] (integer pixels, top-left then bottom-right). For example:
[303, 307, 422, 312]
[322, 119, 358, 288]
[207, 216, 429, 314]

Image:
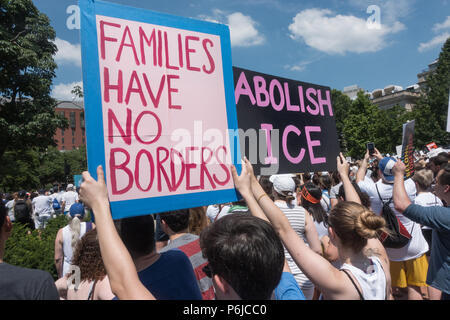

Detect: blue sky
[32, 0, 450, 100]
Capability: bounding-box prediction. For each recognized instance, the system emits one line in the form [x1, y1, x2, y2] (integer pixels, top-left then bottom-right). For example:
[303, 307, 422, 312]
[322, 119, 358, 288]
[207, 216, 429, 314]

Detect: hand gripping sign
[79, 0, 241, 219]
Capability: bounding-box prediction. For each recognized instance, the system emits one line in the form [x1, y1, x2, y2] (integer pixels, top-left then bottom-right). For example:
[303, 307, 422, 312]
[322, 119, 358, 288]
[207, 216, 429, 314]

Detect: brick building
[54, 100, 85, 151]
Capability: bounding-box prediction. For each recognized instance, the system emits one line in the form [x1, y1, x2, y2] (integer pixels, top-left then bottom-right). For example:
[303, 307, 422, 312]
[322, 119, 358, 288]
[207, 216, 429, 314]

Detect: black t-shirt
[0, 263, 59, 300]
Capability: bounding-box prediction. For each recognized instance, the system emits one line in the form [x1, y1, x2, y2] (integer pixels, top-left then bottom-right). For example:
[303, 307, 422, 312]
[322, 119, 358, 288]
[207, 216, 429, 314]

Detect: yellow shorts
[390, 254, 429, 288]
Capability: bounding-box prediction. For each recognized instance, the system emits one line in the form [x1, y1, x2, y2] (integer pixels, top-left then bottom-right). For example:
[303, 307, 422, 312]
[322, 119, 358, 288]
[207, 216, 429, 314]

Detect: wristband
[257, 193, 268, 202]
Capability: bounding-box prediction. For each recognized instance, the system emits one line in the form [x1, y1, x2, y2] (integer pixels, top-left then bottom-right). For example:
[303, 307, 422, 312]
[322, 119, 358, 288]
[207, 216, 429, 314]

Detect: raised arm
[337, 153, 361, 205]
[235, 161, 348, 295]
[392, 161, 411, 213]
[54, 228, 64, 278]
[356, 151, 370, 183]
[79, 166, 154, 300]
[230, 158, 270, 223]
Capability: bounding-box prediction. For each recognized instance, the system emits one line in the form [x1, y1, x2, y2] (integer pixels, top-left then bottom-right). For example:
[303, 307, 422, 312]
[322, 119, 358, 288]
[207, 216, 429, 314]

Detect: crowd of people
[2, 183, 81, 231]
[0, 148, 449, 300]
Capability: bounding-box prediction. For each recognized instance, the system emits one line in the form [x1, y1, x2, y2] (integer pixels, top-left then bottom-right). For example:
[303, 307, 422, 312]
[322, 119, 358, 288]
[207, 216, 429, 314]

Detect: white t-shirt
[314, 220, 329, 240]
[32, 195, 53, 216]
[320, 191, 331, 213]
[206, 205, 232, 222]
[5, 200, 15, 222]
[414, 192, 443, 230]
[358, 177, 429, 262]
[330, 182, 342, 199]
[62, 191, 79, 213]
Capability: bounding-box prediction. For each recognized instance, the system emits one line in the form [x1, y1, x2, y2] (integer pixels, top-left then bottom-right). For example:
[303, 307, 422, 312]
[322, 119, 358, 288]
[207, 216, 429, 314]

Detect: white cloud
[418, 32, 450, 52]
[288, 9, 404, 55]
[433, 16, 450, 32]
[418, 16, 450, 52]
[284, 60, 315, 72]
[52, 81, 83, 101]
[198, 10, 265, 47]
[54, 38, 81, 66]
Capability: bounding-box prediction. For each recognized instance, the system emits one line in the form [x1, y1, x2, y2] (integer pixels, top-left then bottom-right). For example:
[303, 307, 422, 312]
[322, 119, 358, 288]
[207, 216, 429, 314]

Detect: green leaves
[333, 91, 409, 159]
[4, 215, 69, 280]
[0, 0, 65, 161]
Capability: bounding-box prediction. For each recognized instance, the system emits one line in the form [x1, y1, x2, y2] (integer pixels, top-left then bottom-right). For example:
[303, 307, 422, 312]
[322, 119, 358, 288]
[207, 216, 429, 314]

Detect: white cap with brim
[269, 174, 296, 196]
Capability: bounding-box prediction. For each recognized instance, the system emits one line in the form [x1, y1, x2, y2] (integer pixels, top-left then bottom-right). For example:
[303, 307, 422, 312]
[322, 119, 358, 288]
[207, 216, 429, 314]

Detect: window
[72, 138, 75, 144]
[62, 138, 65, 144]
[80, 112, 85, 129]
[70, 112, 76, 129]
[82, 138, 85, 144]
[72, 129, 75, 136]
[62, 146, 65, 150]
[61, 129, 65, 136]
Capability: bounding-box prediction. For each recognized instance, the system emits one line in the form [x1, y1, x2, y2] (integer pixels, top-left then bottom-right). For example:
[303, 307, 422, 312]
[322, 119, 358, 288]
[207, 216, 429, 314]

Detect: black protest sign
[233, 67, 340, 175]
[401, 120, 415, 179]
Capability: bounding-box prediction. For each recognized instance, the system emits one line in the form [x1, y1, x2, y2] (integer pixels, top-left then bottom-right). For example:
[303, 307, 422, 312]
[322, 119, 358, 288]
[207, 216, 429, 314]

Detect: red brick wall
[54, 107, 86, 151]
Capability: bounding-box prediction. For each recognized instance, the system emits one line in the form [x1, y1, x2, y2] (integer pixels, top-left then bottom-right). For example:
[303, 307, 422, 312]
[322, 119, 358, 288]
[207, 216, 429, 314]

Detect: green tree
[412, 36, 450, 148]
[331, 89, 352, 151]
[334, 91, 409, 159]
[0, 0, 67, 161]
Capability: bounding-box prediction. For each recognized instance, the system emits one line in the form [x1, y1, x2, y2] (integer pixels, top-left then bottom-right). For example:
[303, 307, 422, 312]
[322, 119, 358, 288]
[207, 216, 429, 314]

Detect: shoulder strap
[87, 280, 97, 300]
[375, 184, 392, 205]
[341, 269, 364, 300]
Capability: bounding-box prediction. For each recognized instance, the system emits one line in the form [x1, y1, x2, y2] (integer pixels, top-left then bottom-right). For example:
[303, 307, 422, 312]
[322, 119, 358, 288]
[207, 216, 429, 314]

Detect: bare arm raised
[79, 166, 154, 300]
[232, 160, 352, 298]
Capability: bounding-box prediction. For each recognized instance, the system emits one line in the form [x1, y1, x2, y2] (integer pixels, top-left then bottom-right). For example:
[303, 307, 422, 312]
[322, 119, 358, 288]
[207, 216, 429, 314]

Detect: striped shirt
[274, 201, 314, 292]
[159, 233, 215, 300]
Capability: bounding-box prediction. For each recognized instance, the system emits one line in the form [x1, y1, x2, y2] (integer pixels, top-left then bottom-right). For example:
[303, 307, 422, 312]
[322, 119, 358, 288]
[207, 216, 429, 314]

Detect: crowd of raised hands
[78, 153, 396, 300]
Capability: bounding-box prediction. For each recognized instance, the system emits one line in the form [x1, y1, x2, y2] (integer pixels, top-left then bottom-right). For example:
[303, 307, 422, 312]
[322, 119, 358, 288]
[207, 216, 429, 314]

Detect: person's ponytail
[329, 202, 387, 252]
[355, 209, 386, 239]
[70, 216, 81, 252]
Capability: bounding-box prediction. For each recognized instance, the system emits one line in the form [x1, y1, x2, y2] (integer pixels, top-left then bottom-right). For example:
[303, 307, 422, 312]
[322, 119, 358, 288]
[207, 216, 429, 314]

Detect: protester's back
[119, 214, 202, 300]
[159, 209, 214, 300]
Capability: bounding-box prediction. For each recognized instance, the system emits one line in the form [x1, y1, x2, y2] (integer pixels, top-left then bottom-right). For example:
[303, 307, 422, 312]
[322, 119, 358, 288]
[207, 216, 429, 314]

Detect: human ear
[213, 274, 230, 295]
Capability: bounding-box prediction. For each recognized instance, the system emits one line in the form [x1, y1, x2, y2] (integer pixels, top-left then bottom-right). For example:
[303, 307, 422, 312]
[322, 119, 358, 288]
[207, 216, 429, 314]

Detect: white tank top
[62, 222, 90, 276]
[340, 256, 387, 300]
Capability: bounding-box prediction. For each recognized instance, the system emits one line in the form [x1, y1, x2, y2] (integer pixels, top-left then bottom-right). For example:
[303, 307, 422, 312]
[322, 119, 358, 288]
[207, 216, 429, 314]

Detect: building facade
[54, 101, 85, 151]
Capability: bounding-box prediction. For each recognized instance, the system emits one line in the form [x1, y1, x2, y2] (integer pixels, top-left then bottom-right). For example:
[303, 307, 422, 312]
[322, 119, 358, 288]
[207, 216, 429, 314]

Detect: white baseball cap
[269, 174, 296, 195]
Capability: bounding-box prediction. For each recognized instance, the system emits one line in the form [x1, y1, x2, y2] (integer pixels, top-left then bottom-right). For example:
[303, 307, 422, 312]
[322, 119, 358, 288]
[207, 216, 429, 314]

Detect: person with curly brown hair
[55, 229, 115, 300]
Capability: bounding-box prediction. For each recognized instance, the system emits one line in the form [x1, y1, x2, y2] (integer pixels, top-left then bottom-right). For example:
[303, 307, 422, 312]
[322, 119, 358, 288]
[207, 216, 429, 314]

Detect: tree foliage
[332, 91, 409, 159]
[4, 215, 68, 280]
[411, 37, 450, 148]
[0, 0, 68, 161]
[0, 146, 87, 192]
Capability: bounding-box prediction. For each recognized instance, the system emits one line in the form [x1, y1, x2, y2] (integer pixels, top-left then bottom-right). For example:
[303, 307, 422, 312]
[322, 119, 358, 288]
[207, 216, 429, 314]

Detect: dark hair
[438, 163, 450, 187]
[331, 171, 341, 185]
[0, 201, 6, 231]
[312, 173, 321, 187]
[159, 209, 190, 233]
[258, 176, 274, 200]
[338, 182, 371, 209]
[118, 215, 156, 258]
[319, 175, 332, 191]
[301, 182, 326, 223]
[303, 172, 311, 182]
[200, 214, 284, 300]
[72, 229, 107, 282]
[433, 153, 450, 167]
